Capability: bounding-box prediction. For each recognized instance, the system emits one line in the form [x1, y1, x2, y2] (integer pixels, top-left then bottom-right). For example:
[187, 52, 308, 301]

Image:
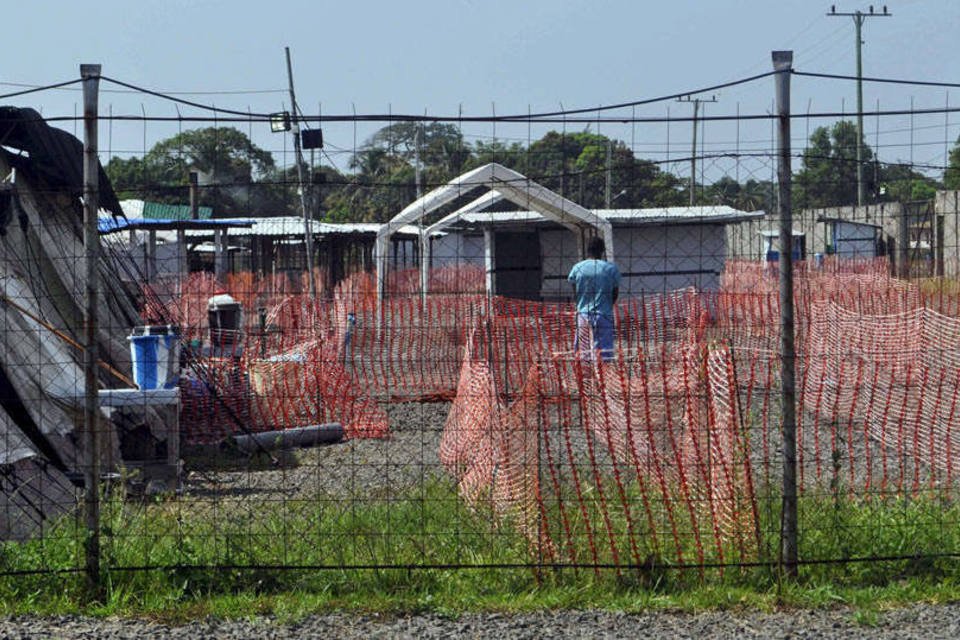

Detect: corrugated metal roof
[460, 205, 764, 226]
[121, 199, 212, 220]
[99, 217, 253, 234]
[181, 217, 427, 238]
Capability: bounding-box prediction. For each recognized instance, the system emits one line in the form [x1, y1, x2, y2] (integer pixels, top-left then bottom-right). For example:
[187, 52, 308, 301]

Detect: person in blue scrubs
[567, 236, 621, 361]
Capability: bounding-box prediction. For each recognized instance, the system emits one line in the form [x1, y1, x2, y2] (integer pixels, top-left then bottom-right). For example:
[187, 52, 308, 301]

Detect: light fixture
[300, 128, 323, 150]
[270, 112, 291, 133]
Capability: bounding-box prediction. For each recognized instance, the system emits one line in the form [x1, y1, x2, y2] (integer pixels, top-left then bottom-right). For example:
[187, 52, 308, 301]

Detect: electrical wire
[1, 80, 285, 96]
[795, 70, 960, 89]
[98, 76, 274, 118]
[0, 78, 83, 100]
[94, 71, 777, 123]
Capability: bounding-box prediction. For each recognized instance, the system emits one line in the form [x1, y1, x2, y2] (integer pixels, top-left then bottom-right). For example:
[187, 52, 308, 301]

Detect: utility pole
[285, 47, 316, 298]
[828, 4, 892, 206]
[677, 95, 717, 206]
[414, 122, 422, 199]
[605, 139, 612, 208]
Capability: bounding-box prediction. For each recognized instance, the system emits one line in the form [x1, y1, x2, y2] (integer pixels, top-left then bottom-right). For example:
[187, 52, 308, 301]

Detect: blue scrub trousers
[575, 312, 615, 361]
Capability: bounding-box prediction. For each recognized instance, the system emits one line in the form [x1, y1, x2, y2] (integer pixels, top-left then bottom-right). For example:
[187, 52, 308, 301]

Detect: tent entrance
[494, 231, 542, 300]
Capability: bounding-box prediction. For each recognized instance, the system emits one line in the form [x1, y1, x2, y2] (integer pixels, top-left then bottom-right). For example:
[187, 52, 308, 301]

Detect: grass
[0, 478, 959, 621]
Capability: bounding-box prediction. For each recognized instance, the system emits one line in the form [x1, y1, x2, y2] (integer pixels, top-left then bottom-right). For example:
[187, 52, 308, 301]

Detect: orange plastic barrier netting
[440, 311, 760, 567]
[139, 263, 960, 533]
[801, 300, 960, 494]
[179, 340, 389, 445]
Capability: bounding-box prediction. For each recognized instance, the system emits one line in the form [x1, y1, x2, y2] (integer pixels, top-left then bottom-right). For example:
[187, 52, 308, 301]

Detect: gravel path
[96, 394, 952, 640]
[180, 402, 451, 503]
[2, 603, 959, 638]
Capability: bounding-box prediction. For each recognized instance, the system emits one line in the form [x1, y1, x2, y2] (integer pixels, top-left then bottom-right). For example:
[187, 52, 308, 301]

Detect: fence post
[898, 204, 911, 279]
[773, 50, 799, 578]
[81, 63, 103, 597]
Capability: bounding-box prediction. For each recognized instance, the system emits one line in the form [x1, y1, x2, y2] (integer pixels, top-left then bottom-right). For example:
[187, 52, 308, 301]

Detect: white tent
[374, 162, 615, 303]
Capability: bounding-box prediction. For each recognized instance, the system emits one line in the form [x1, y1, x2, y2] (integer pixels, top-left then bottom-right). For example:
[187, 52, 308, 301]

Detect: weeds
[0, 479, 958, 617]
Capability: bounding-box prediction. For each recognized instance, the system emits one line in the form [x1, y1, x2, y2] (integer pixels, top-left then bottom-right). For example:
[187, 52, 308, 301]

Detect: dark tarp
[0, 105, 123, 217]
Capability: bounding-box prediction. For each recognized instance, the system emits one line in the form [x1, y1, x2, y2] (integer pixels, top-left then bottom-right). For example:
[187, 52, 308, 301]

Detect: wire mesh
[2, 68, 960, 589]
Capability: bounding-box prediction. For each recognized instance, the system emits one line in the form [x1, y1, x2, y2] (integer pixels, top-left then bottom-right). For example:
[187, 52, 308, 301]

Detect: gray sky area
[2, 0, 958, 182]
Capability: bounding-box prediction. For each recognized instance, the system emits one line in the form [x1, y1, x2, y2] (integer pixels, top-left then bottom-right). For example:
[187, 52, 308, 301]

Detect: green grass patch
[0, 479, 959, 620]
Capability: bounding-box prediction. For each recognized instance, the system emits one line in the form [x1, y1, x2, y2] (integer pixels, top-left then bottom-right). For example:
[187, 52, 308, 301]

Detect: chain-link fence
[2, 61, 960, 594]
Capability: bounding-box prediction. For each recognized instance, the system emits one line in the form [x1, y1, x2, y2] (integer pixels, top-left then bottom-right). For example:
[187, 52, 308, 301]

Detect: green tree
[330, 127, 689, 222]
[945, 136, 960, 190]
[521, 131, 685, 208]
[470, 139, 527, 172]
[705, 176, 741, 206]
[366, 122, 471, 179]
[106, 127, 283, 217]
[795, 120, 874, 208]
[738, 178, 774, 211]
[341, 141, 417, 222]
[877, 162, 939, 203]
[703, 176, 774, 211]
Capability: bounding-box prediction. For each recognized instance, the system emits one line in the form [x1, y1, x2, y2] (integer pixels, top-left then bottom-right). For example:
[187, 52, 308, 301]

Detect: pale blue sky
[2, 0, 958, 181]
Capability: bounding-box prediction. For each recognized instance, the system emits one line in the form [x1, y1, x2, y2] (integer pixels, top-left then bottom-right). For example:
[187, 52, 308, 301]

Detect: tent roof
[380, 162, 610, 239]
[0, 106, 124, 217]
[375, 162, 616, 303]
[186, 217, 426, 238]
[456, 205, 764, 227]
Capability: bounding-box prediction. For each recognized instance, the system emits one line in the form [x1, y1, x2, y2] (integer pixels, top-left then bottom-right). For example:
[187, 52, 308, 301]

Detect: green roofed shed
[140, 201, 213, 220]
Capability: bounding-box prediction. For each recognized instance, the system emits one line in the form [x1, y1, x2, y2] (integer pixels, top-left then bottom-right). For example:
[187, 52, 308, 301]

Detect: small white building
[377, 163, 762, 303]
[430, 206, 763, 300]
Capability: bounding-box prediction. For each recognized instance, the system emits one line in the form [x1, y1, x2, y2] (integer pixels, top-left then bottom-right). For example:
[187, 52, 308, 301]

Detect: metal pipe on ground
[232, 423, 344, 453]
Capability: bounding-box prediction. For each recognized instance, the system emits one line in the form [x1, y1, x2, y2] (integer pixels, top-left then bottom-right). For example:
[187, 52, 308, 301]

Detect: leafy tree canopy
[795, 120, 874, 208]
[945, 135, 960, 191]
[106, 127, 282, 217]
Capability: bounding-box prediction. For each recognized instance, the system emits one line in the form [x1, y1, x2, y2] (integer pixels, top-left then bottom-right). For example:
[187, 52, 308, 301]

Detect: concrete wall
[726, 202, 906, 262]
[430, 232, 485, 268]
[936, 190, 960, 277]
[539, 224, 726, 300]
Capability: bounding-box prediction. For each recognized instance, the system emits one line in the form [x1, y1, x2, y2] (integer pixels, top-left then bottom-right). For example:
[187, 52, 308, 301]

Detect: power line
[795, 70, 960, 89]
[28, 103, 960, 126]
[0, 78, 83, 100]
[0, 80, 285, 96]
[92, 71, 775, 122]
[677, 95, 718, 205]
[827, 4, 894, 204]
[98, 76, 273, 118]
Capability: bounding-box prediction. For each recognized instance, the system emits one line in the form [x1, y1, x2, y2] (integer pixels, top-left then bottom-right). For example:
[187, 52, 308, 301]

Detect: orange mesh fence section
[141, 262, 960, 568]
[440, 299, 760, 567]
[801, 300, 960, 495]
[152, 268, 486, 445]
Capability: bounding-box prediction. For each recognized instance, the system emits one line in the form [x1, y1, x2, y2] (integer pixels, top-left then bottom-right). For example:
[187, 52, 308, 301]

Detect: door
[494, 231, 542, 300]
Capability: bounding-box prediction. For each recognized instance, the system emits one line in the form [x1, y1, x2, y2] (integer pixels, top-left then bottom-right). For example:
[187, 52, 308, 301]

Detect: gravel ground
[2, 603, 960, 638]
[181, 401, 451, 503]
[95, 388, 948, 640]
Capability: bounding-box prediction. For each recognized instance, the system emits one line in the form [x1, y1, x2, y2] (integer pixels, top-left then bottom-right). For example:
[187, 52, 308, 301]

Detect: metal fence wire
[2, 60, 960, 591]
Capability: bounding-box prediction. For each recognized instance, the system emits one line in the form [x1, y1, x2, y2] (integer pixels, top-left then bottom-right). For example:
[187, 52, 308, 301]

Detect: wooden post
[773, 50, 799, 578]
[80, 62, 102, 597]
[189, 171, 199, 220]
[214, 228, 227, 282]
[147, 229, 157, 282]
[898, 205, 910, 278]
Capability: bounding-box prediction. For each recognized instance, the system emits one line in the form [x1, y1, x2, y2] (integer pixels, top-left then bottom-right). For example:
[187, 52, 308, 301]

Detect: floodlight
[270, 112, 291, 133]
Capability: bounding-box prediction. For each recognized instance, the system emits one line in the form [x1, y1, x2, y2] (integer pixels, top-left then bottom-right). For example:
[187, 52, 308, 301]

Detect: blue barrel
[129, 325, 181, 390]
